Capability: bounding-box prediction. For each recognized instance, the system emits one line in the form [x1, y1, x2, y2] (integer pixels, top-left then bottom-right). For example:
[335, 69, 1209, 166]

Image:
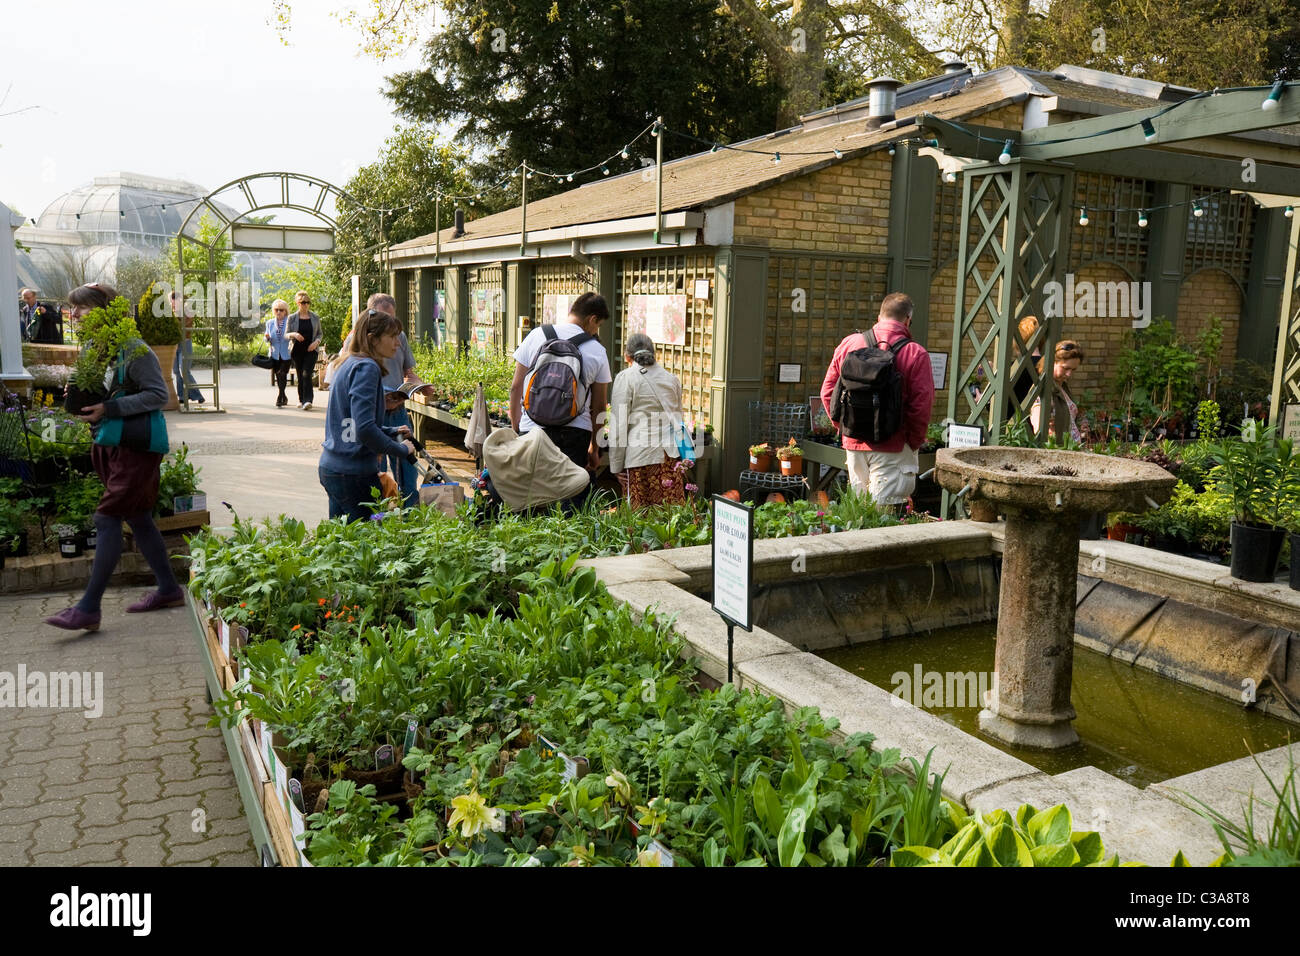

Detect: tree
[261, 256, 351, 353]
[165, 214, 242, 347]
[1021, 0, 1290, 88]
[332, 125, 474, 293]
[114, 252, 171, 315]
[381, 0, 786, 196]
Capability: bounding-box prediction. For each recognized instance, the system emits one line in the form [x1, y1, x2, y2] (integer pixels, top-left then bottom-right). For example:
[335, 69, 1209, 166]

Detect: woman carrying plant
[45, 283, 184, 633]
[264, 299, 293, 407]
[319, 308, 415, 523]
[607, 333, 690, 507]
[1030, 340, 1087, 443]
[288, 290, 321, 410]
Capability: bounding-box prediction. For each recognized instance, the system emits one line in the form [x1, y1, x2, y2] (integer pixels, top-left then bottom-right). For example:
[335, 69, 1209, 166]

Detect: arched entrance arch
[172, 172, 383, 410]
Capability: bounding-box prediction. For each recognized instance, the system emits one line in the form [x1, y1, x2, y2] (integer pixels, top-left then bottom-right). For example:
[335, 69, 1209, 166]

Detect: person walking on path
[820, 292, 934, 510]
[171, 292, 204, 405]
[44, 283, 184, 632]
[288, 290, 321, 410]
[509, 292, 612, 470]
[608, 333, 690, 507]
[264, 299, 293, 407]
[1030, 340, 1087, 443]
[319, 308, 415, 522]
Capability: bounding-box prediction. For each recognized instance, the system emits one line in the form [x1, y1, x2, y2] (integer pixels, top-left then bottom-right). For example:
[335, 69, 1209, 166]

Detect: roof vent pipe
[865, 76, 902, 130]
[942, 60, 968, 75]
[452, 208, 465, 238]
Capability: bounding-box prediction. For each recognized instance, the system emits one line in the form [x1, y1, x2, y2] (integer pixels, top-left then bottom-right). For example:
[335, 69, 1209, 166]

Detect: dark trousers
[292, 350, 315, 404]
[539, 425, 592, 468]
[319, 467, 381, 523]
[272, 359, 291, 404]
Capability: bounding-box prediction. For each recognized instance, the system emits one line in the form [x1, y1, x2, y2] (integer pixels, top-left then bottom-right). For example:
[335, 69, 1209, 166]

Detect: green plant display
[1209, 427, 1300, 528]
[52, 472, 105, 532]
[70, 296, 146, 391]
[1196, 400, 1221, 442]
[1176, 749, 1300, 867]
[134, 282, 181, 347]
[0, 478, 44, 554]
[1112, 319, 1200, 440]
[157, 445, 202, 515]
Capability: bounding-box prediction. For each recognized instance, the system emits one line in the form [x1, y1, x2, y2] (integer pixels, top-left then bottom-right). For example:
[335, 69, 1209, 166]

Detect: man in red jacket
[819, 292, 935, 509]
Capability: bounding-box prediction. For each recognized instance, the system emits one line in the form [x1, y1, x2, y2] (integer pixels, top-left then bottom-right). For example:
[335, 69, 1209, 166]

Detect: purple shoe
[127, 589, 187, 613]
[45, 607, 101, 632]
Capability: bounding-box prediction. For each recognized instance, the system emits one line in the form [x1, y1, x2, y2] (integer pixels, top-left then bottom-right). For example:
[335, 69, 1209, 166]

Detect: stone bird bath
[935, 447, 1177, 748]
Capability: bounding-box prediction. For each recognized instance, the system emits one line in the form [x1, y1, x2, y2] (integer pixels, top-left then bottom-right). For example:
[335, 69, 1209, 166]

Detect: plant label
[561, 755, 589, 783]
[375, 744, 396, 769]
[288, 778, 305, 813]
[536, 733, 561, 760]
[645, 839, 675, 866]
[403, 718, 419, 753]
[219, 619, 230, 657]
[947, 423, 983, 449]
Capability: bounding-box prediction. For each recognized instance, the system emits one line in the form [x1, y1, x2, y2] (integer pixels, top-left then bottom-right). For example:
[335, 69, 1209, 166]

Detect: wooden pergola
[916, 83, 1300, 514]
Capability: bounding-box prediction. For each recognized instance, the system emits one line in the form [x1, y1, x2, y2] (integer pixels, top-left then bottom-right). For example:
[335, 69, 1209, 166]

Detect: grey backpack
[522, 325, 594, 426]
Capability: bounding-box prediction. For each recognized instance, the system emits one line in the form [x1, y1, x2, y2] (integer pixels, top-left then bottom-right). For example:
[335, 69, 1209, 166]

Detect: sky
[0, 0, 428, 221]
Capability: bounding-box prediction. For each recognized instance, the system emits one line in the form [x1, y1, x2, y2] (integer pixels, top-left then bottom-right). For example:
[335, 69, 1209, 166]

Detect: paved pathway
[0, 588, 255, 866]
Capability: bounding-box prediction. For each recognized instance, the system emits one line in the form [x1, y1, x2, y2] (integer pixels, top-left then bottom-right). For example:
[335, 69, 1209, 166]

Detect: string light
[887, 145, 895, 156]
[1285, 205, 1294, 218]
[1193, 201, 1205, 218]
[1137, 209, 1149, 228]
[771, 152, 781, 165]
[1262, 81, 1284, 112]
[943, 170, 957, 183]
[998, 139, 1013, 165]
[1078, 207, 1089, 226]
[1141, 118, 1156, 141]
[620, 148, 629, 159]
[601, 165, 610, 176]
[834, 149, 842, 159]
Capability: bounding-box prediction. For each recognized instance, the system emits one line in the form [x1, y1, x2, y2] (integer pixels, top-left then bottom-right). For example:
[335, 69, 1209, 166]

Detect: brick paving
[0, 587, 256, 866]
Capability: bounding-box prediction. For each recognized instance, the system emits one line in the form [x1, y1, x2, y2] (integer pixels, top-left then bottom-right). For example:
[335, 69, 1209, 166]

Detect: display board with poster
[542, 293, 580, 325]
[626, 294, 688, 346]
[472, 289, 502, 355]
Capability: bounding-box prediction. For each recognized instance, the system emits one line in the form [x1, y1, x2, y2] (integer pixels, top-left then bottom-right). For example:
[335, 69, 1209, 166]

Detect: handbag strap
[636, 367, 685, 439]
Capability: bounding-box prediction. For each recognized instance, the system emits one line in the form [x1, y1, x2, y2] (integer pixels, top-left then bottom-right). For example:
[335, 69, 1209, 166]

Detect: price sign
[947, 423, 983, 449]
[711, 495, 753, 632]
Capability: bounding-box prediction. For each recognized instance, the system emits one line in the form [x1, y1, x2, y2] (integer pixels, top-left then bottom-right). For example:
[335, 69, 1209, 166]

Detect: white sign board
[947, 423, 983, 449]
[1283, 403, 1300, 444]
[778, 363, 801, 383]
[930, 352, 948, 390]
[711, 496, 753, 631]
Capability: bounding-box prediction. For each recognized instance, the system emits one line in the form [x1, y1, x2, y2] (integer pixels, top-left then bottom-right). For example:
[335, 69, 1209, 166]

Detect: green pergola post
[1268, 212, 1300, 428]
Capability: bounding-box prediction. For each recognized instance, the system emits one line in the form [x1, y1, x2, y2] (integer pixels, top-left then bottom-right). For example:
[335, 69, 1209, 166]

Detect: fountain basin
[934, 447, 1177, 516]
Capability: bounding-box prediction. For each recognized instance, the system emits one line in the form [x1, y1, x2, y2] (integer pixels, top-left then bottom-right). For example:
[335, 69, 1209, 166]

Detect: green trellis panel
[1269, 213, 1300, 426]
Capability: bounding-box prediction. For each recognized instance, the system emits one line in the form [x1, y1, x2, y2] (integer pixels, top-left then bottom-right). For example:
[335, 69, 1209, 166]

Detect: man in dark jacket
[20, 288, 62, 343]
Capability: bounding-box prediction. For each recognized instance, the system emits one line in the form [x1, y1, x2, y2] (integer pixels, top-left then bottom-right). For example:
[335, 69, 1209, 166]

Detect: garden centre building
[387, 62, 1300, 485]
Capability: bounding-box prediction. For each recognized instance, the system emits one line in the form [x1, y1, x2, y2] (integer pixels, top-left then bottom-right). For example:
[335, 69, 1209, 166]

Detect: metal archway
[172, 172, 384, 410]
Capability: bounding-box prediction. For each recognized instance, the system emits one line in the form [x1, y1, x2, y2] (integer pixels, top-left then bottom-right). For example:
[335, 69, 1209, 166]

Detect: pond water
[817, 623, 1295, 788]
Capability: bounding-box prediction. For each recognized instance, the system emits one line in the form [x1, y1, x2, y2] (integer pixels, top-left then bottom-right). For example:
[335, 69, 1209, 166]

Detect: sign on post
[711, 495, 754, 683]
[947, 423, 984, 449]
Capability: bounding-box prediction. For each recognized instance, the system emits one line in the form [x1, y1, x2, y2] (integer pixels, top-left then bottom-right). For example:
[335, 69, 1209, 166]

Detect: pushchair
[471, 428, 592, 522]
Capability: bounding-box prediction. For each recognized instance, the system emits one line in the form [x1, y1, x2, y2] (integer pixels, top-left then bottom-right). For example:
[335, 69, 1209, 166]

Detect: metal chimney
[452, 209, 465, 238]
[942, 60, 968, 75]
[865, 77, 902, 129]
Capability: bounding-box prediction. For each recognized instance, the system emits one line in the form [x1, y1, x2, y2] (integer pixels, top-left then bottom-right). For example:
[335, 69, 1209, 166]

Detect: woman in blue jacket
[264, 300, 294, 407]
[319, 308, 415, 522]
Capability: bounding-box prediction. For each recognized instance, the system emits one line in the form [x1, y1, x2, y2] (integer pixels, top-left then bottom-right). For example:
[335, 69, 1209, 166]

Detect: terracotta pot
[1107, 523, 1139, 542]
[779, 456, 803, 476]
[749, 453, 772, 473]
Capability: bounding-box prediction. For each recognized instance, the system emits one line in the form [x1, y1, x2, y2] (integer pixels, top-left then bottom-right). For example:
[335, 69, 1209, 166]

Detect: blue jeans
[384, 405, 418, 507]
[319, 466, 381, 523]
[174, 339, 203, 403]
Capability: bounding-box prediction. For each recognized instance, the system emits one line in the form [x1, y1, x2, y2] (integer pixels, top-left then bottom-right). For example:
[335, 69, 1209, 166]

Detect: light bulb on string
[998, 139, 1013, 165]
[834, 149, 842, 159]
[1193, 201, 1205, 218]
[1285, 205, 1294, 218]
[887, 145, 895, 156]
[1141, 118, 1157, 141]
[566, 173, 573, 182]
[601, 165, 610, 176]
[1078, 207, 1089, 226]
[620, 148, 629, 159]
[1262, 81, 1284, 111]
[1137, 209, 1149, 228]
[771, 152, 781, 165]
[943, 170, 956, 183]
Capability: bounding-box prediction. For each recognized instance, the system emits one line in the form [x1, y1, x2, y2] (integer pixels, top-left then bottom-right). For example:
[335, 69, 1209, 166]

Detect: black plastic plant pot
[64, 385, 106, 416]
[58, 531, 83, 559]
[1291, 533, 1300, 591]
[81, 529, 98, 551]
[1228, 521, 1285, 583]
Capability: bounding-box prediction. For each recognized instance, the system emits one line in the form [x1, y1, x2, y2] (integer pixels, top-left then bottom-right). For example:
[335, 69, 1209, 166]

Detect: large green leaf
[1030, 842, 1081, 867]
[1026, 804, 1073, 847]
[1071, 830, 1106, 866]
[984, 823, 1034, 867]
[940, 821, 983, 862]
[777, 806, 809, 867]
[891, 846, 953, 866]
[820, 825, 851, 867]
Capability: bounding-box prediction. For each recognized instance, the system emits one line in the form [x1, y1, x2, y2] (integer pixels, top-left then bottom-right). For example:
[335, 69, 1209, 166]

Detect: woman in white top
[608, 333, 690, 507]
[1030, 340, 1086, 443]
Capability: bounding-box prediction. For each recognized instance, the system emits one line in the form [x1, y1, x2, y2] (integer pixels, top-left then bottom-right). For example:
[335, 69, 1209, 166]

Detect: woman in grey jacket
[45, 284, 184, 632]
[607, 333, 690, 507]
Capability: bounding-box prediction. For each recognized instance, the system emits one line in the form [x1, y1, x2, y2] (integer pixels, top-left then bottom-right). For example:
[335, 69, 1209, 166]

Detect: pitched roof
[391, 64, 1300, 254]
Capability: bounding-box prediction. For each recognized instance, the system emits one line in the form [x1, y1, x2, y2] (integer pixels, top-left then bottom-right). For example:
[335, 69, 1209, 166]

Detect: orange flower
[239, 602, 246, 608]
[325, 611, 332, 619]
[291, 624, 301, 632]
[347, 616, 355, 623]
[318, 598, 327, 606]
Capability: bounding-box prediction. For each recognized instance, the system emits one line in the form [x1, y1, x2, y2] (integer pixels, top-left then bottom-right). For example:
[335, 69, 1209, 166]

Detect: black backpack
[828, 329, 907, 443]
[522, 325, 595, 426]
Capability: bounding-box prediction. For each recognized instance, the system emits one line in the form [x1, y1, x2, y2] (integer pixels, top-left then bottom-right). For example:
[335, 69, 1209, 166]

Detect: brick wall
[1175, 268, 1243, 374]
[733, 152, 893, 255]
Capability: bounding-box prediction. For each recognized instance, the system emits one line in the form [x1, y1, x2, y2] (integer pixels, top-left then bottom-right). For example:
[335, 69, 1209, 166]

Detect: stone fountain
[935, 447, 1177, 748]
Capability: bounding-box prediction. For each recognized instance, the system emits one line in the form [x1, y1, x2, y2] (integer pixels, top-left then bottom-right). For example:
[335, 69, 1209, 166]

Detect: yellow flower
[634, 848, 662, 867]
[448, 790, 503, 840]
[605, 769, 632, 807]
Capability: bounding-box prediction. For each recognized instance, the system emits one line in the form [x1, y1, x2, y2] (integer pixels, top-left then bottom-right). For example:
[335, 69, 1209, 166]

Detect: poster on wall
[542, 293, 579, 325]
[432, 290, 447, 346]
[472, 289, 502, 355]
[626, 294, 687, 346]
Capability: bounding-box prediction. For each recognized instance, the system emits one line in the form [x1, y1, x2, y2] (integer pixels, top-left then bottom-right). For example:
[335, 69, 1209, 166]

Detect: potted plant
[52, 523, 82, 559]
[1210, 428, 1298, 582]
[137, 283, 182, 411]
[749, 442, 774, 473]
[1106, 510, 1142, 543]
[64, 296, 145, 415]
[0, 480, 43, 568]
[54, 473, 104, 552]
[776, 438, 803, 476]
[157, 445, 204, 517]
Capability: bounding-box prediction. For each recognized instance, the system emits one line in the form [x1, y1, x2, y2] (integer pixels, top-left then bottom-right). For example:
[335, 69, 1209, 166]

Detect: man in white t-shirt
[509, 292, 612, 470]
